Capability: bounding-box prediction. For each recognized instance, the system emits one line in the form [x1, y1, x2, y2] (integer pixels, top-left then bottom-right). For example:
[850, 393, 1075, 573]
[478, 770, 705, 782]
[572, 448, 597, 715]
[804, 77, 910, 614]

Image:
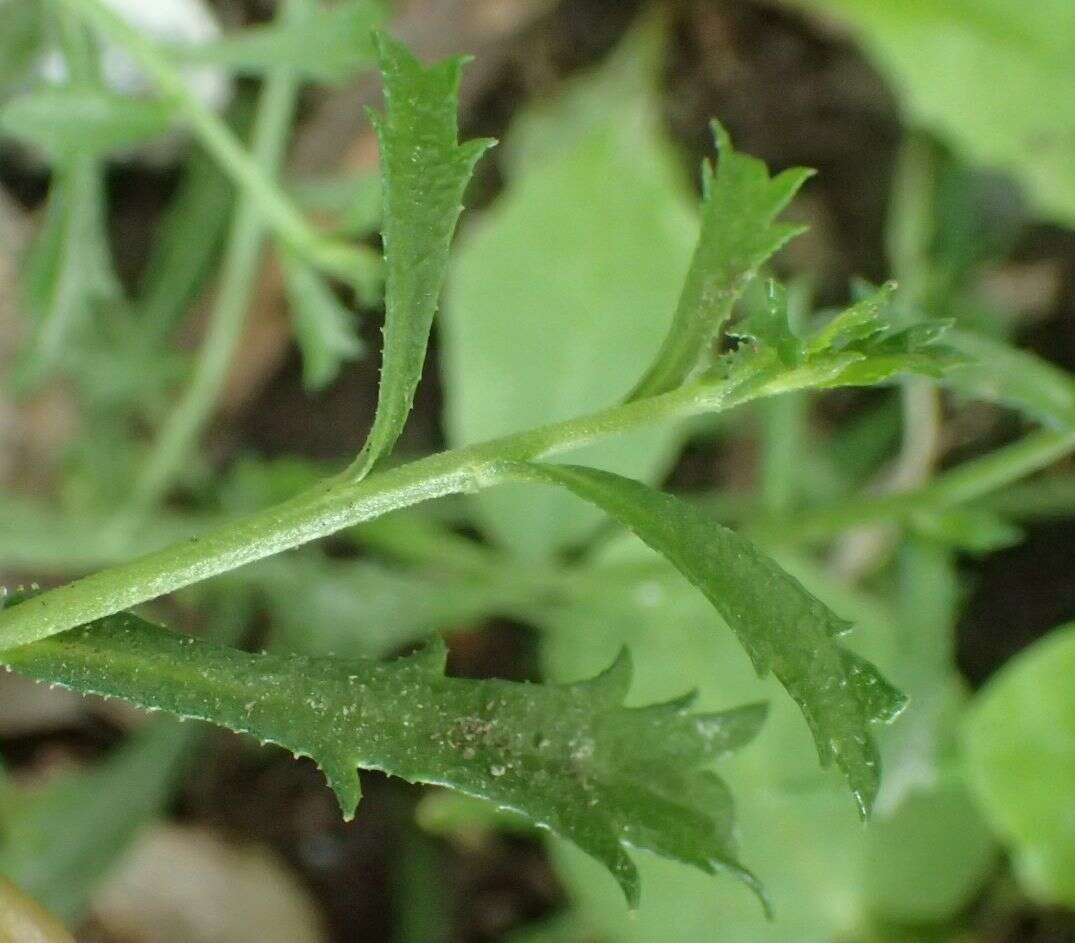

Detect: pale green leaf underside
[502, 463, 906, 816]
[0, 599, 766, 909]
[628, 121, 813, 400]
[350, 32, 494, 479]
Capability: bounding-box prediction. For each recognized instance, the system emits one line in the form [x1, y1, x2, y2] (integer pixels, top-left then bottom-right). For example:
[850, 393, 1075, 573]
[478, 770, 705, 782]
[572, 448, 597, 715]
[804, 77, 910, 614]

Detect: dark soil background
[2, 1, 1074, 941]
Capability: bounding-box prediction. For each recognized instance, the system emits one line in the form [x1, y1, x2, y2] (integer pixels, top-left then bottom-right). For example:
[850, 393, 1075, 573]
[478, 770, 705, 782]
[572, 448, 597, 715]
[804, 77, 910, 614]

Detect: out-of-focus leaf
[930, 157, 1026, 290]
[0, 1, 45, 91]
[443, 31, 697, 559]
[877, 539, 964, 810]
[282, 254, 365, 391]
[863, 542, 997, 918]
[909, 506, 1022, 554]
[863, 781, 996, 923]
[0, 720, 200, 922]
[135, 100, 253, 345]
[982, 473, 1075, 521]
[505, 463, 905, 816]
[789, 0, 1075, 227]
[944, 329, 1075, 428]
[0, 87, 175, 157]
[963, 621, 1075, 907]
[416, 790, 533, 842]
[14, 153, 120, 392]
[248, 553, 523, 659]
[628, 122, 812, 399]
[393, 824, 451, 943]
[292, 171, 381, 239]
[178, 0, 386, 85]
[215, 454, 327, 514]
[1, 605, 767, 909]
[350, 33, 493, 478]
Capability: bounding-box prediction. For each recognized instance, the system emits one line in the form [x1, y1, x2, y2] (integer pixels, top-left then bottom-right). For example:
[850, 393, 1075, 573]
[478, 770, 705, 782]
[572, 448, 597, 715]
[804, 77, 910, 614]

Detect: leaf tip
[708, 117, 732, 155]
[571, 646, 633, 704]
[726, 861, 773, 920]
[324, 760, 362, 820]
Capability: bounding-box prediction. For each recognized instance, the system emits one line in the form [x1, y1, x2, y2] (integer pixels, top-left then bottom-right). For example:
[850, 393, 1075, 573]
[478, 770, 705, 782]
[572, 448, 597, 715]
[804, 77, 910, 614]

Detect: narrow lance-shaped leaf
[628, 121, 813, 400]
[350, 34, 494, 479]
[0, 601, 767, 910]
[500, 463, 906, 816]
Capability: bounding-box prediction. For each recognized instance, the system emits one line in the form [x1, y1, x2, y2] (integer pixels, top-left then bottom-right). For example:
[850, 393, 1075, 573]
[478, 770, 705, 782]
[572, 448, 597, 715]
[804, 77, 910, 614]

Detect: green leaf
[963, 621, 1075, 907]
[282, 253, 365, 391]
[178, 0, 386, 85]
[0, 87, 175, 158]
[443, 31, 697, 559]
[788, 0, 1075, 227]
[0, 719, 199, 922]
[349, 33, 493, 479]
[502, 463, 905, 816]
[628, 122, 812, 399]
[0, 604, 767, 909]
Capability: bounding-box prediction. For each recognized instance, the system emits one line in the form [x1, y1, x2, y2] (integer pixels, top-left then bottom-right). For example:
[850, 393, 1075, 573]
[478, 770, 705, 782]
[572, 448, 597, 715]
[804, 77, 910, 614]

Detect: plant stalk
[0, 372, 760, 649]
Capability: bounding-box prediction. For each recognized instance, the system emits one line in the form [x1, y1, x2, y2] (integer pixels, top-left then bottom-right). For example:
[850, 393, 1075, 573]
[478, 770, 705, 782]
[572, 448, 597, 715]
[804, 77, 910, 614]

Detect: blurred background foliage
[0, 0, 1072, 941]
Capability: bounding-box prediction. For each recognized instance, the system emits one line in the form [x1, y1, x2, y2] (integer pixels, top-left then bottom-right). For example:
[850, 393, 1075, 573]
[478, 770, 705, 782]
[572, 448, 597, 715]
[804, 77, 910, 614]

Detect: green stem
[59, 0, 378, 291]
[0, 371, 766, 649]
[123, 15, 301, 520]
